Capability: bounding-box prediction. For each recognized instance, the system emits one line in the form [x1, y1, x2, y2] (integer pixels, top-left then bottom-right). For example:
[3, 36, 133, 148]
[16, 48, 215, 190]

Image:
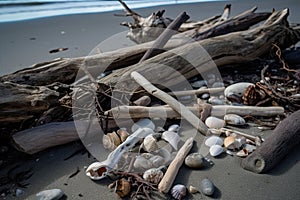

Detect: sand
[0, 0, 299, 199]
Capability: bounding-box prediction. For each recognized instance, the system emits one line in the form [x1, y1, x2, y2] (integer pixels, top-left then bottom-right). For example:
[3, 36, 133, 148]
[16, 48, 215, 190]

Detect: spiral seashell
[224, 114, 246, 126]
[209, 145, 224, 157]
[115, 178, 131, 198]
[143, 135, 158, 152]
[205, 116, 225, 129]
[102, 131, 121, 151]
[117, 129, 130, 143]
[162, 131, 181, 150]
[171, 184, 187, 200]
[205, 135, 223, 147]
[143, 168, 163, 184]
[200, 178, 215, 196]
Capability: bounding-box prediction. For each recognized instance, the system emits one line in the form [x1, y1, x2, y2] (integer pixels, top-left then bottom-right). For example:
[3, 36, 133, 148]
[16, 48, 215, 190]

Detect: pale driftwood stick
[158, 137, 194, 193]
[105, 105, 285, 119]
[139, 11, 190, 62]
[131, 71, 209, 135]
[12, 122, 79, 154]
[170, 87, 225, 96]
[241, 110, 300, 173]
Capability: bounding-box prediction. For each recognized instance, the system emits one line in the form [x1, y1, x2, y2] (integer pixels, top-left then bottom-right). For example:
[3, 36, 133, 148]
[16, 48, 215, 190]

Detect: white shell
[208, 96, 225, 105]
[224, 136, 236, 149]
[236, 149, 248, 157]
[134, 155, 152, 170]
[171, 184, 187, 200]
[205, 116, 225, 129]
[36, 189, 64, 200]
[205, 136, 223, 147]
[143, 135, 158, 152]
[244, 144, 256, 153]
[224, 114, 246, 126]
[209, 145, 224, 157]
[168, 124, 180, 132]
[149, 155, 165, 168]
[224, 82, 254, 98]
[131, 118, 155, 133]
[162, 131, 181, 150]
[143, 168, 163, 184]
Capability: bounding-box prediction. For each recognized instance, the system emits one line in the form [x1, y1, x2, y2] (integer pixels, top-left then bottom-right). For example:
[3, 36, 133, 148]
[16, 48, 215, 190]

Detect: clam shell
[162, 131, 181, 150]
[208, 96, 225, 105]
[171, 184, 187, 200]
[102, 131, 121, 151]
[243, 144, 256, 153]
[209, 145, 224, 157]
[236, 149, 248, 157]
[131, 118, 155, 133]
[117, 129, 130, 143]
[224, 136, 236, 149]
[234, 136, 246, 149]
[224, 114, 246, 126]
[205, 116, 225, 129]
[115, 178, 131, 198]
[200, 178, 215, 196]
[168, 124, 180, 132]
[184, 153, 204, 169]
[143, 168, 163, 184]
[205, 136, 223, 147]
[224, 82, 254, 98]
[143, 135, 158, 152]
[189, 185, 199, 194]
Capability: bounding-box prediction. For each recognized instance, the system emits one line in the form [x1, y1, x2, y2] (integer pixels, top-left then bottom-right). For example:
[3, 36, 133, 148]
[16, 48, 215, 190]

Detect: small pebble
[185, 153, 204, 169]
[200, 178, 215, 196]
[36, 189, 64, 200]
[15, 188, 24, 197]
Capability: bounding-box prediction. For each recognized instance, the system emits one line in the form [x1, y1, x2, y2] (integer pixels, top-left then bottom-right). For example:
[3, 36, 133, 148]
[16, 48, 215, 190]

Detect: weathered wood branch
[241, 110, 300, 173]
[104, 105, 284, 119]
[131, 71, 209, 135]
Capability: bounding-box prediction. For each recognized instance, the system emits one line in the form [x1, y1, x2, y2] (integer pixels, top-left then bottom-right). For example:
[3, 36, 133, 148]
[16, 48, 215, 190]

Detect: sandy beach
[0, 0, 300, 200]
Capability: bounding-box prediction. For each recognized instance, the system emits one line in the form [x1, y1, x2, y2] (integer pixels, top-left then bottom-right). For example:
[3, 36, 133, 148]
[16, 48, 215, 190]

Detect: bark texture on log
[241, 110, 300, 173]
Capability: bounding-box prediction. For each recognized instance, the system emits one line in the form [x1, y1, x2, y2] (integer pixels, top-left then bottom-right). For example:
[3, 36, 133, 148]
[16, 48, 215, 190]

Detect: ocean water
[0, 0, 218, 22]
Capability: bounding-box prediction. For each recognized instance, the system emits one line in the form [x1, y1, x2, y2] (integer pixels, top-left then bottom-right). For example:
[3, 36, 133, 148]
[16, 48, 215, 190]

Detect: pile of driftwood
[0, 1, 299, 164]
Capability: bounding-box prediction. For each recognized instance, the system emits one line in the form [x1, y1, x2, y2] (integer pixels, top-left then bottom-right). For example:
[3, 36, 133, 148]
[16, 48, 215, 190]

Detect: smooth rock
[224, 114, 246, 126]
[205, 136, 223, 147]
[205, 116, 225, 129]
[224, 82, 254, 98]
[209, 145, 224, 157]
[184, 153, 204, 169]
[200, 178, 215, 196]
[36, 189, 64, 200]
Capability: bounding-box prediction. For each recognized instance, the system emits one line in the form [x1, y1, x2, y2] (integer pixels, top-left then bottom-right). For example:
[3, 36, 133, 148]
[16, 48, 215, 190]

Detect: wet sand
[0, 0, 299, 199]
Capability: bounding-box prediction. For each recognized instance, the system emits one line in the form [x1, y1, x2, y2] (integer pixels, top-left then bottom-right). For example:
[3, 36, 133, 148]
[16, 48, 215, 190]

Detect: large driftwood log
[241, 110, 300, 173]
[0, 7, 271, 86]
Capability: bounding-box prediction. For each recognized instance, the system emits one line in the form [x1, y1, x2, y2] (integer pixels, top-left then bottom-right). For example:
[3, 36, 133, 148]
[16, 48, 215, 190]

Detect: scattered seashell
[168, 124, 180, 133]
[36, 189, 64, 200]
[143, 135, 158, 152]
[171, 184, 187, 200]
[209, 128, 222, 136]
[131, 118, 155, 133]
[134, 155, 152, 170]
[200, 178, 215, 196]
[234, 136, 246, 149]
[184, 153, 204, 169]
[162, 131, 181, 150]
[226, 150, 234, 156]
[115, 178, 131, 198]
[102, 131, 121, 151]
[189, 185, 199, 194]
[224, 114, 246, 126]
[224, 136, 236, 150]
[236, 149, 248, 157]
[212, 82, 224, 88]
[205, 136, 223, 147]
[117, 129, 130, 143]
[243, 144, 256, 153]
[191, 80, 207, 88]
[133, 95, 151, 106]
[208, 96, 225, 105]
[224, 82, 254, 99]
[149, 155, 165, 168]
[205, 116, 225, 129]
[143, 168, 164, 184]
[209, 145, 224, 157]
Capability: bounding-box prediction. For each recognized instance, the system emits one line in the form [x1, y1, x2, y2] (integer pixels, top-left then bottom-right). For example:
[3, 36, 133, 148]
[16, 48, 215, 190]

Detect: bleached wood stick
[131, 71, 209, 135]
[169, 87, 224, 96]
[158, 137, 194, 193]
[105, 105, 284, 119]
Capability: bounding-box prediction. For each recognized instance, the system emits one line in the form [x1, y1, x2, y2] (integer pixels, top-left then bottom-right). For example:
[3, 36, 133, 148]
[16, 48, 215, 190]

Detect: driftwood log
[241, 110, 300, 173]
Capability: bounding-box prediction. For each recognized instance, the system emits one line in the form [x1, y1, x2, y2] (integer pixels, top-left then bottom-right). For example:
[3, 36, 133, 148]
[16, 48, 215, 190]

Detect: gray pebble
[36, 189, 64, 200]
[200, 178, 215, 196]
